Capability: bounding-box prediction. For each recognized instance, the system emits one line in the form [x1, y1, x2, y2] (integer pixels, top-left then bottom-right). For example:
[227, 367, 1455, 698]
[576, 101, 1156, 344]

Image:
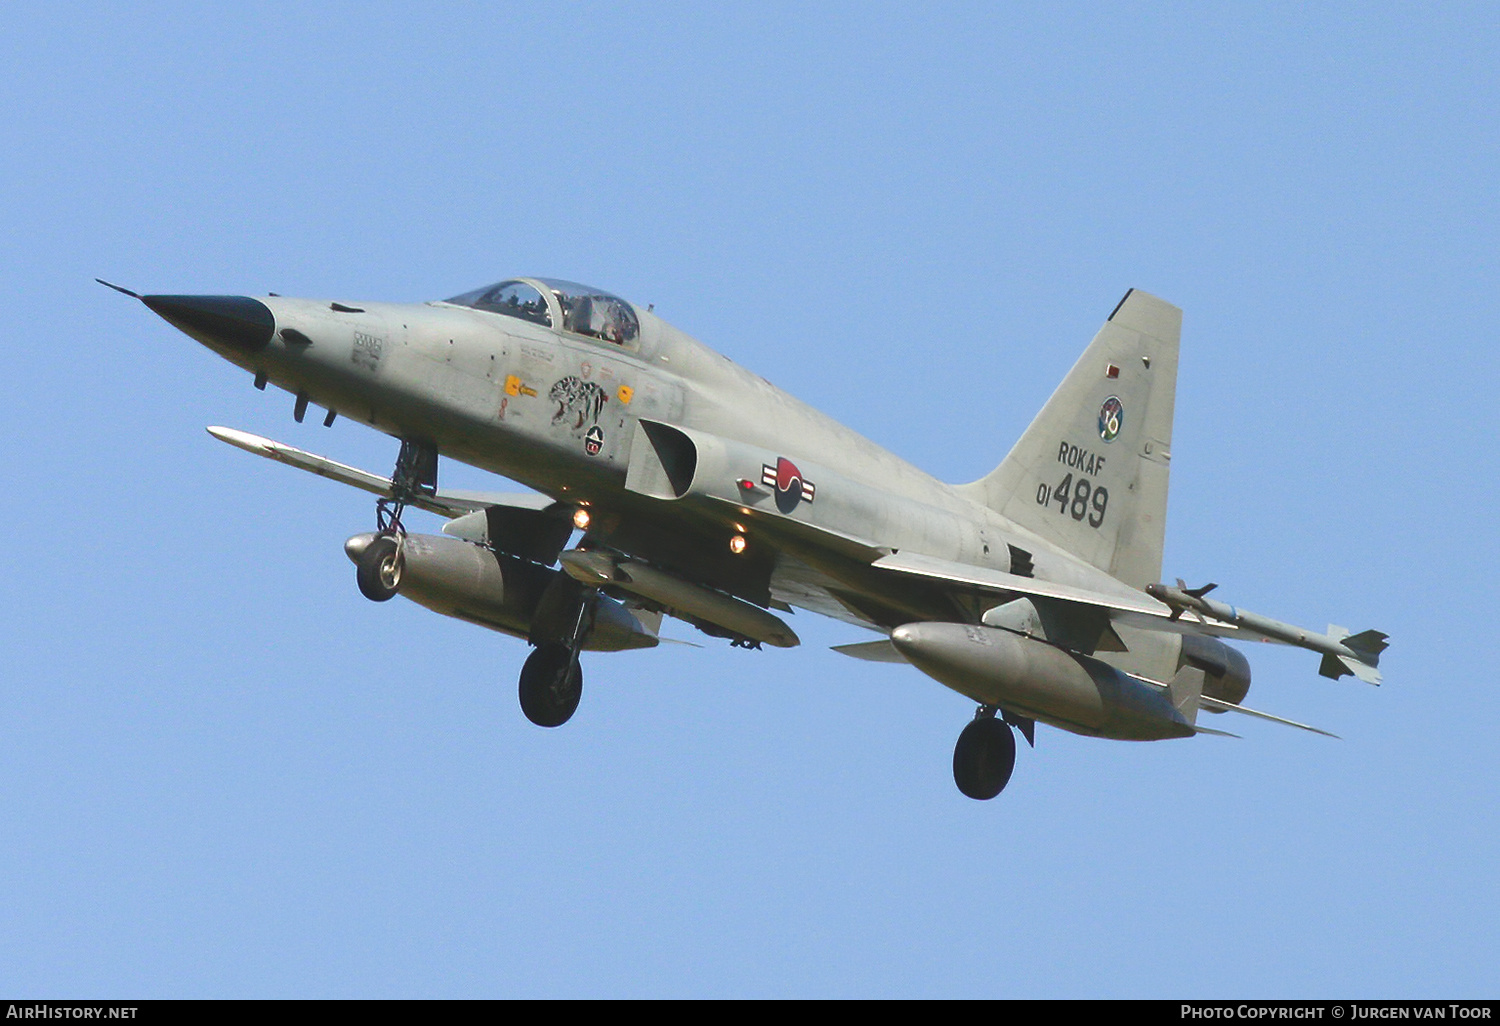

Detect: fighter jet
[101, 276, 1386, 799]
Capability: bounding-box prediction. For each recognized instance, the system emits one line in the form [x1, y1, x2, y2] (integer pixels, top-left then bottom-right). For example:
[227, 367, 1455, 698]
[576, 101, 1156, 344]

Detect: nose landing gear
[353, 438, 438, 604]
[355, 534, 403, 601]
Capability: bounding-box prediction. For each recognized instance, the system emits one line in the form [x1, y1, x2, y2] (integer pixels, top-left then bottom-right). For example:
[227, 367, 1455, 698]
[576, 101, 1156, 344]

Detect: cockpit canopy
[445, 277, 640, 345]
[446, 280, 552, 327]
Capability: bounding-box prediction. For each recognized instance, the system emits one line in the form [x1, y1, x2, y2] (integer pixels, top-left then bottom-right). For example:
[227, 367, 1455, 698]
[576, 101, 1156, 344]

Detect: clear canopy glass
[445, 278, 640, 345]
[534, 278, 639, 345]
[444, 280, 552, 327]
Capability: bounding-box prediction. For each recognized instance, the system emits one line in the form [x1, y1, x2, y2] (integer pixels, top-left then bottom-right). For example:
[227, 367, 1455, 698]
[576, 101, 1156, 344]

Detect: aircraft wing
[207, 426, 553, 519]
[206, 425, 1377, 676]
[873, 550, 1361, 644]
[872, 550, 1253, 639]
[874, 551, 1172, 620]
[872, 550, 1385, 682]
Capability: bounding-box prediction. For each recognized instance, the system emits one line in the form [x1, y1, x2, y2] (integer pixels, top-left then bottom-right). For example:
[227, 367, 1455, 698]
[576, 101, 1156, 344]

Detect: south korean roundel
[761, 456, 816, 514]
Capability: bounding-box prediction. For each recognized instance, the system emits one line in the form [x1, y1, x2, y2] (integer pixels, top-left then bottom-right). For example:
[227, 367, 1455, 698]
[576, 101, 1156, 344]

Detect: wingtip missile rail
[1144, 580, 1388, 685]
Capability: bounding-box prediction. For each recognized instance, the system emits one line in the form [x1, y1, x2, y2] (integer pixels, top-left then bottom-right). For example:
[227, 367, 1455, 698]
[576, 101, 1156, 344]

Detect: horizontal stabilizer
[207, 426, 544, 520]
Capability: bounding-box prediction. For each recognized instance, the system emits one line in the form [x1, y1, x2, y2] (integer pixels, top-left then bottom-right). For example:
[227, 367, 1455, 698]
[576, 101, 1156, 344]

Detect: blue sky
[2, 1, 1495, 997]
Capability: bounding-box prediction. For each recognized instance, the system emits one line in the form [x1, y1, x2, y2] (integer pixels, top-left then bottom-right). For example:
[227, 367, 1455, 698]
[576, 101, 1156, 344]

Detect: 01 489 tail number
[1036, 473, 1108, 528]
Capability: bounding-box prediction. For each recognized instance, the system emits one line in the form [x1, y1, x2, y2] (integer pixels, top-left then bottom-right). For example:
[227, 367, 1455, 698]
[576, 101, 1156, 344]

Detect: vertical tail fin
[956, 289, 1182, 590]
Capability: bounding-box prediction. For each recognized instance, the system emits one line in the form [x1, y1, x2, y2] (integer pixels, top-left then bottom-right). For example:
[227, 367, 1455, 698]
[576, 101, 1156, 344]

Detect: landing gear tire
[519, 643, 583, 728]
[953, 715, 1016, 800]
[356, 535, 403, 602]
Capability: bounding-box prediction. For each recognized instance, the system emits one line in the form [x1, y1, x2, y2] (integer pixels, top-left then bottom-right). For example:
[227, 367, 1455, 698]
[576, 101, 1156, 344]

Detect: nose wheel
[354, 438, 437, 603]
[355, 534, 404, 601]
[953, 706, 1017, 800]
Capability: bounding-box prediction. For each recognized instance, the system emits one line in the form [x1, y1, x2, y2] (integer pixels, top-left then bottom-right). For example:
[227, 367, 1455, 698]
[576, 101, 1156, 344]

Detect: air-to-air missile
[1144, 580, 1387, 685]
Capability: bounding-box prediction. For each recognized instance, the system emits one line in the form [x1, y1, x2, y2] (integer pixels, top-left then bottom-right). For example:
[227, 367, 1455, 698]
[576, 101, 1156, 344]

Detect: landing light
[729, 534, 748, 555]
[573, 508, 592, 530]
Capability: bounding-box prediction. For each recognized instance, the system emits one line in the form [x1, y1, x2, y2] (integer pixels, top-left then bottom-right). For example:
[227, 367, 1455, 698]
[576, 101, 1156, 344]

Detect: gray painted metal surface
[113, 276, 1384, 790]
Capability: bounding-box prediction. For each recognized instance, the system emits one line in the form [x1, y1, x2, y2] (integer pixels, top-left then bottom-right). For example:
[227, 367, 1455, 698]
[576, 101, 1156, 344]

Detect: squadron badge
[1098, 396, 1124, 443]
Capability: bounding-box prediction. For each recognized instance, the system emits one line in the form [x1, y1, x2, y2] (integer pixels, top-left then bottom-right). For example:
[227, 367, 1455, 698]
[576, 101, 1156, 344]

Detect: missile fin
[1319, 649, 1383, 686]
[1342, 629, 1390, 659]
[1318, 652, 1352, 681]
[1340, 654, 1383, 686]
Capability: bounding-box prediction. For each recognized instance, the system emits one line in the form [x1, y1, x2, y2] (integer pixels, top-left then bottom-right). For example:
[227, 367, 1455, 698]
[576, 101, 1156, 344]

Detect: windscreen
[444, 280, 552, 327]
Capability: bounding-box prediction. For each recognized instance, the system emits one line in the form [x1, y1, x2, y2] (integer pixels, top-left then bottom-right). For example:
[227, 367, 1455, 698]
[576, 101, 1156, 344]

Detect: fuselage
[134, 277, 1274, 765]
[185, 279, 1142, 614]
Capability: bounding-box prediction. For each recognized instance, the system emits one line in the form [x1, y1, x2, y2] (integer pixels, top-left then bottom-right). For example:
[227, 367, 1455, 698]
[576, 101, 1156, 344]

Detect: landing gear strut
[953, 705, 1017, 800]
[354, 438, 437, 603]
[518, 581, 597, 728]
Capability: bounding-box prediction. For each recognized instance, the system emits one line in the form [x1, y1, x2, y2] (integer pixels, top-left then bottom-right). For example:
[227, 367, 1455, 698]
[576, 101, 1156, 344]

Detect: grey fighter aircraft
[102, 276, 1386, 799]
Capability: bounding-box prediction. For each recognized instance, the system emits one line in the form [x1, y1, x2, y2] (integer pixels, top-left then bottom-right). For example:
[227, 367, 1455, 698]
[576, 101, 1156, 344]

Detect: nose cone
[141, 294, 275, 353]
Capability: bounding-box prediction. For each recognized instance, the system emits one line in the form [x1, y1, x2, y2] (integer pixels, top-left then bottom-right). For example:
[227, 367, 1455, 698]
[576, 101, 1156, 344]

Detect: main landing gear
[518, 644, 583, 727]
[952, 705, 1025, 800]
[354, 438, 438, 604]
[518, 575, 598, 728]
